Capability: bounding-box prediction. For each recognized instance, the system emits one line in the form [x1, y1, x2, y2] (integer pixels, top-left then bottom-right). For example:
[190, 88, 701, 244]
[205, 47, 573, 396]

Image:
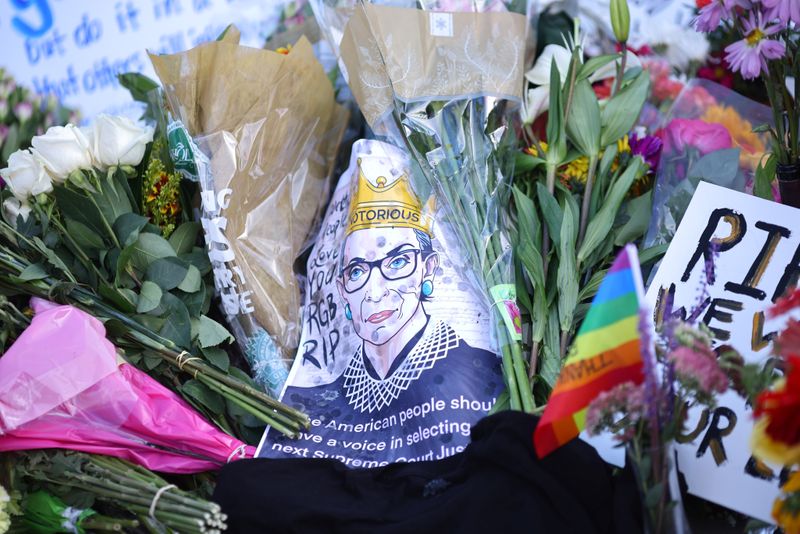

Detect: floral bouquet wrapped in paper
[311, 0, 537, 411]
[149, 26, 348, 397]
[644, 79, 773, 248]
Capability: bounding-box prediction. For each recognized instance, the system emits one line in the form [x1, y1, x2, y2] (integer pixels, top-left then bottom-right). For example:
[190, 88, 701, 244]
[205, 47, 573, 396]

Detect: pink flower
[724, 14, 786, 80]
[693, 0, 751, 32]
[669, 345, 729, 397]
[13, 101, 32, 122]
[585, 382, 646, 441]
[763, 0, 800, 25]
[660, 118, 733, 155]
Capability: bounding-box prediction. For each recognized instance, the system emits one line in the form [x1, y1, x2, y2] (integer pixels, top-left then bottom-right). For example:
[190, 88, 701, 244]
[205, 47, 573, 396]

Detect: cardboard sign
[646, 181, 800, 523]
[0, 0, 282, 121]
[256, 139, 505, 467]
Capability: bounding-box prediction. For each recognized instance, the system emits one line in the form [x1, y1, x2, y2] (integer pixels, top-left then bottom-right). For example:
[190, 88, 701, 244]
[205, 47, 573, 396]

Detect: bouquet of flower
[0, 300, 255, 473]
[332, 0, 537, 411]
[0, 111, 308, 441]
[0, 69, 77, 167]
[586, 319, 733, 533]
[9, 451, 225, 534]
[512, 0, 661, 402]
[692, 0, 800, 206]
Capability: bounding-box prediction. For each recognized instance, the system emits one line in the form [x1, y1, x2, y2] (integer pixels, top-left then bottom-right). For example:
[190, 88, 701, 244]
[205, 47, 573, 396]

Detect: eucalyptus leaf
[600, 71, 650, 147]
[145, 257, 189, 291]
[180, 248, 212, 276]
[578, 158, 643, 266]
[99, 283, 136, 314]
[158, 292, 192, 349]
[169, 222, 201, 255]
[117, 233, 177, 282]
[686, 148, 741, 188]
[197, 315, 234, 348]
[113, 213, 149, 248]
[137, 281, 162, 313]
[177, 264, 202, 293]
[177, 281, 206, 316]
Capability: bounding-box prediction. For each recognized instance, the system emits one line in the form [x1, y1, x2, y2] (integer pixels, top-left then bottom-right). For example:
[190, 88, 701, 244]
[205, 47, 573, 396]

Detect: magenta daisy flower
[724, 14, 786, 79]
[693, 0, 751, 33]
[763, 0, 800, 25]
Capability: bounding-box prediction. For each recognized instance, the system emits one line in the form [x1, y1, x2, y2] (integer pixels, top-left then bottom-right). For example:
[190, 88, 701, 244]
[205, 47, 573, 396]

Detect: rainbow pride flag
[534, 244, 646, 458]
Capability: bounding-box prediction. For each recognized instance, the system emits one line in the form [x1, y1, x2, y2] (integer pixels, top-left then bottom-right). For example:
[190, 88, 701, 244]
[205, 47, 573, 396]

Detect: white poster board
[646, 181, 800, 523]
[0, 0, 283, 122]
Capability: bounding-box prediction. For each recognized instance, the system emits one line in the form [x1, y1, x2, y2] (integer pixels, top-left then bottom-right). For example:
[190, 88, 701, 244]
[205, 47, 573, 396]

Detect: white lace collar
[342, 320, 459, 413]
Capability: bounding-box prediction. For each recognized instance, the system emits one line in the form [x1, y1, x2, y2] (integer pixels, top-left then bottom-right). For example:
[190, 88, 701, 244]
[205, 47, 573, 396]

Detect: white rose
[31, 124, 93, 182]
[0, 149, 52, 201]
[84, 114, 154, 170]
[2, 197, 31, 225]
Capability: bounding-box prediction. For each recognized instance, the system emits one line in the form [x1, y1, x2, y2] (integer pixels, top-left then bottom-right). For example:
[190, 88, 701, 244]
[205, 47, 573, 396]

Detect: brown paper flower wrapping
[150, 28, 347, 357]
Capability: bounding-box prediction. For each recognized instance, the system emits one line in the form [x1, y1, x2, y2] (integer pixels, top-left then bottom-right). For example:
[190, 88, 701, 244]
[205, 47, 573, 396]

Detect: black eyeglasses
[342, 249, 421, 293]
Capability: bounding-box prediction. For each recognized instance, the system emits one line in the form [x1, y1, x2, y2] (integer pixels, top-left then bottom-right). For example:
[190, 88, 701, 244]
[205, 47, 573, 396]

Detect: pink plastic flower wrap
[644, 79, 774, 248]
[0, 299, 255, 473]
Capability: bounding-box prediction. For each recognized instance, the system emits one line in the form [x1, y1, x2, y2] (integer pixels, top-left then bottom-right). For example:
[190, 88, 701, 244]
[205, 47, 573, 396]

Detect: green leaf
[113, 213, 149, 248]
[181, 379, 226, 415]
[137, 280, 162, 313]
[578, 267, 607, 302]
[546, 60, 564, 149]
[158, 293, 191, 348]
[201, 346, 230, 372]
[557, 200, 579, 333]
[686, 148, 742, 188]
[18, 263, 48, 281]
[52, 185, 106, 238]
[99, 283, 136, 314]
[95, 172, 133, 226]
[117, 233, 177, 282]
[146, 257, 189, 291]
[566, 79, 602, 157]
[65, 219, 105, 250]
[540, 312, 562, 388]
[177, 281, 206, 316]
[536, 182, 563, 248]
[600, 71, 650, 147]
[180, 248, 212, 276]
[196, 315, 234, 348]
[614, 190, 653, 246]
[753, 152, 777, 200]
[177, 264, 201, 293]
[1, 124, 19, 162]
[118, 73, 160, 103]
[515, 152, 545, 173]
[169, 222, 201, 255]
[577, 54, 618, 81]
[644, 482, 665, 509]
[578, 158, 643, 266]
[639, 243, 668, 265]
[513, 186, 541, 250]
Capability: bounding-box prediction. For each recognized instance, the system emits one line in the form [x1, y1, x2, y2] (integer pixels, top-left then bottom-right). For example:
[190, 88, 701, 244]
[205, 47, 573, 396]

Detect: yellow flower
[525, 141, 548, 157]
[276, 44, 293, 55]
[701, 105, 766, 170]
[774, 496, 800, 533]
[785, 471, 800, 493]
[617, 134, 631, 154]
[751, 416, 800, 466]
[562, 155, 589, 183]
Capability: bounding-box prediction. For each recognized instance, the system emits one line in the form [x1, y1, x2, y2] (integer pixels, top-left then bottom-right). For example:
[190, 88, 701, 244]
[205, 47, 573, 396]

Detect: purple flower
[724, 13, 786, 79]
[629, 133, 663, 173]
[763, 0, 800, 25]
[693, 0, 750, 32]
[668, 345, 729, 397]
[13, 101, 32, 122]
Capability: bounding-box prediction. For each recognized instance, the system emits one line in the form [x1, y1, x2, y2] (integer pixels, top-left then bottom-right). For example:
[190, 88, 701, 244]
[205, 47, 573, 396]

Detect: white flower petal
[525, 44, 571, 86]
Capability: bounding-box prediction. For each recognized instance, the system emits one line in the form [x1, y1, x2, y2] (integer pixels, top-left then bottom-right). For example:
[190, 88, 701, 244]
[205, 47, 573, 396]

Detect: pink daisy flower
[724, 13, 786, 79]
[763, 0, 800, 25]
[693, 0, 751, 32]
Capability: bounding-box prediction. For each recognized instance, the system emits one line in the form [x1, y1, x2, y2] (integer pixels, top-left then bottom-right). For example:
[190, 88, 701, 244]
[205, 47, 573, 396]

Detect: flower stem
[612, 43, 627, 97]
[577, 154, 599, 251]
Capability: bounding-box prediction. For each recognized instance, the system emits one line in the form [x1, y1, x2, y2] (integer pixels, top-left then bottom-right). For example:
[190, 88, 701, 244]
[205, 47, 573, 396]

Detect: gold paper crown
[346, 158, 432, 236]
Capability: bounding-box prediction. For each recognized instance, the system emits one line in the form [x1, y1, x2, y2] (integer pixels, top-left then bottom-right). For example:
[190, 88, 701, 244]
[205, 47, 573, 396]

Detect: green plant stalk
[765, 68, 790, 164]
[612, 42, 627, 97]
[577, 154, 600, 250]
[86, 193, 122, 250]
[81, 515, 140, 531]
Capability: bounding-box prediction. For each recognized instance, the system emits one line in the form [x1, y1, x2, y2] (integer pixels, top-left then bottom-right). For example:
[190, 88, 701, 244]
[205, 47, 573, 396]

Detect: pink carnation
[668, 345, 729, 397]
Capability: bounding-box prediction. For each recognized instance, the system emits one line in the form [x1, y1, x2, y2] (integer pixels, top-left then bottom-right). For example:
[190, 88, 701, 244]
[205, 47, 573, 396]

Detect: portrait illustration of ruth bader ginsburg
[258, 141, 505, 465]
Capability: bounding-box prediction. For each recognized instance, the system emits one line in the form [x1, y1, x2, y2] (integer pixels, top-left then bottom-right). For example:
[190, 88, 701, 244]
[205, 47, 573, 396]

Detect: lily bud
[610, 0, 630, 44]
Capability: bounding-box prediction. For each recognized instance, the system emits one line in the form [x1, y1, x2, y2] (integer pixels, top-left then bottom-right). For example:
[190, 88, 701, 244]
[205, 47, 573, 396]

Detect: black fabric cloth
[214, 411, 641, 533]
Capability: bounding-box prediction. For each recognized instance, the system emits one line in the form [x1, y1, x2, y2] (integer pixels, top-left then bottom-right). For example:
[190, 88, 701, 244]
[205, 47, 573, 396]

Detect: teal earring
[345, 304, 352, 320]
[421, 280, 434, 297]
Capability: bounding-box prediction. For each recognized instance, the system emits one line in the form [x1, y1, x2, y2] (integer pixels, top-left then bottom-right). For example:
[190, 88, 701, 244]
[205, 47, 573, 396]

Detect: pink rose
[660, 118, 733, 155]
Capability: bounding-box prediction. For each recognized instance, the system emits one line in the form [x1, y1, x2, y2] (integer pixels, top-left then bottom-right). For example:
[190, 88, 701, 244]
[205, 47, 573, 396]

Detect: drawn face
[337, 227, 437, 346]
